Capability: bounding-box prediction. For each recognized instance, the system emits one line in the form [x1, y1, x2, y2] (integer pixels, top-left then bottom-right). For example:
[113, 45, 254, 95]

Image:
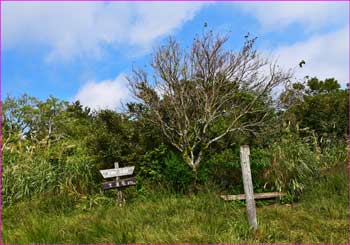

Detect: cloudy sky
[2, 2, 349, 110]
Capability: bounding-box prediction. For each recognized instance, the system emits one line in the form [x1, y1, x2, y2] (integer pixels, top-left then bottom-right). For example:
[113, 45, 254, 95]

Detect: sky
[2, 1, 349, 110]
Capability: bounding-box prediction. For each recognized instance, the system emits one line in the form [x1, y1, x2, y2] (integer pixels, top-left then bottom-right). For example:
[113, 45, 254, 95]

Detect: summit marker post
[240, 145, 258, 230]
[99, 162, 136, 207]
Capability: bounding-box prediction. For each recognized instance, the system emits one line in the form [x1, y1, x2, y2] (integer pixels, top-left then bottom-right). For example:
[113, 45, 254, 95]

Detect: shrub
[163, 152, 194, 192]
[138, 144, 168, 182]
[2, 140, 97, 206]
[199, 147, 272, 194]
[201, 148, 242, 192]
[57, 144, 98, 195]
[250, 148, 273, 192]
[2, 154, 57, 205]
[319, 143, 347, 169]
[138, 144, 194, 193]
[265, 130, 320, 200]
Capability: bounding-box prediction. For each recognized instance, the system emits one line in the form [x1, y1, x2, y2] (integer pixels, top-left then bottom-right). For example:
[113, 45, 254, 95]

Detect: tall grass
[3, 163, 347, 244]
[2, 140, 98, 206]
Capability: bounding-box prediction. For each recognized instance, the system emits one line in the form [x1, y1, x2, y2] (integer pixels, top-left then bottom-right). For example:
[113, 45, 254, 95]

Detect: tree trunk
[183, 150, 202, 173]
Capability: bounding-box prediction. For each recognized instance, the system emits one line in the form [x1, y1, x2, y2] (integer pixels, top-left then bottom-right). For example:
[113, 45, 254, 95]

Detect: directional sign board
[102, 177, 137, 190]
[99, 166, 135, 179]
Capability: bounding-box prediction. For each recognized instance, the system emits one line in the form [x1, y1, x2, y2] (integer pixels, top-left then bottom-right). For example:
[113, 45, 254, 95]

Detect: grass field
[2, 166, 348, 244]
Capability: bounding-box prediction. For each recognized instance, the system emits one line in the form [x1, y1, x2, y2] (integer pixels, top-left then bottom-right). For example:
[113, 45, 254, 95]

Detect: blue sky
[2, 2, 349, 110]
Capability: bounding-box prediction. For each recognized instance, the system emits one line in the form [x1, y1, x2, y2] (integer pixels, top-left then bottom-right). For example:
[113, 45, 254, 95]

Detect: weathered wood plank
[115, 162, 124, 207]
[99, 166, 135, 178]
[102, 177, 137, 190]
[221, 192, 285, 201]
[240, 145, 258, 230]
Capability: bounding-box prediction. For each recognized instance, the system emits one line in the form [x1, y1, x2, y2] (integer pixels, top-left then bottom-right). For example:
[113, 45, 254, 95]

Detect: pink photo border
[0, 0, 348, 244]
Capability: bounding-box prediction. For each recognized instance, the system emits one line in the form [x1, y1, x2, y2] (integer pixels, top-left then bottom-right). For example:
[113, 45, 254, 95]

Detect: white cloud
[74, 74, 130, 110]
[2, 2, 204, 61]
[240, 2, 348, 31]
[271, 27, 349, 87]
[128, 4, 201, 47]
[239, 2, 349, 87]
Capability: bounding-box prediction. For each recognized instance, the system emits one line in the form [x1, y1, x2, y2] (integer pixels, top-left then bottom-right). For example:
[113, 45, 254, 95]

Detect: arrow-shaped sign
[99, 166, 135, 179]
[102, 177, 137, 190]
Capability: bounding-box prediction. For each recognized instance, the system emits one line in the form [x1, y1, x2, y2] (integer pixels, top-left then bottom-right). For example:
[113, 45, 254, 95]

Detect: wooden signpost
[240, 145, 258, 230]
[220, 145, 286, 231]
[99, 162, 136, 206]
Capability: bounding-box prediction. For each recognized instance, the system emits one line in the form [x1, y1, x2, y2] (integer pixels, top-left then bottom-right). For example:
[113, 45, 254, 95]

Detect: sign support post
[114, 162, 124, 207]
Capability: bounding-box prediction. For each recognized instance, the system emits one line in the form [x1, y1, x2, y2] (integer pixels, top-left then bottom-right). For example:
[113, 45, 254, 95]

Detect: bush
[2, 140, 98, 206]
[138, 144, 168, 182]
[265, 130, 320, 200]
[2, 154, 57, 205]
[57, 144, 98, 195]
[138, 144, 194, 193]
[199, 147, 273, 194]
[250, 148, 273, 192]
[163, 152, 194, 192]
[319, 143, 347, 169]
[201, 148, 242, 193]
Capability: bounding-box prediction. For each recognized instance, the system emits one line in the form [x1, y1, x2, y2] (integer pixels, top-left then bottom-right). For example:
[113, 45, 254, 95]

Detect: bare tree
[128, 31, 292, 173]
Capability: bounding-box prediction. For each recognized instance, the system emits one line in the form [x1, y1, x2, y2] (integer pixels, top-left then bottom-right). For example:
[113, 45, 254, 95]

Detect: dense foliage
[280, 77, 348, 142]
[2, 74, 347, 206]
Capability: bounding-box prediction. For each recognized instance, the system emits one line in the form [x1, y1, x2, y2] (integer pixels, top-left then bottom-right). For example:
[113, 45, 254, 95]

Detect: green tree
[87, 109, 146, 169]
[2, 94, 71, 149]
[280, 77, 348, 141]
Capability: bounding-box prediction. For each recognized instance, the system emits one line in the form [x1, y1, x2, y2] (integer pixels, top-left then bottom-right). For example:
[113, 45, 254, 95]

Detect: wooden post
[114, 162, 123, 207]
[240, 145, 258, 230]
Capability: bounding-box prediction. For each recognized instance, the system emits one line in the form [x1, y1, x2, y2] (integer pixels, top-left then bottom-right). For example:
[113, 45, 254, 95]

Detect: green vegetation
[2, 31, 348, 243]
[3, 163, 347, 244]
